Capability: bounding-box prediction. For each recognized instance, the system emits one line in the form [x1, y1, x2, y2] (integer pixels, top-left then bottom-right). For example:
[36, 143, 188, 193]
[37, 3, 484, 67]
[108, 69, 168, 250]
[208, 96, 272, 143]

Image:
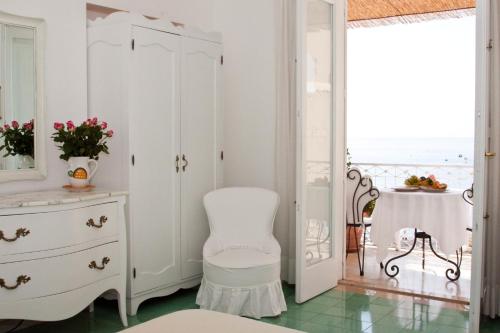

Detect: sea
[347, 137, 474, 166]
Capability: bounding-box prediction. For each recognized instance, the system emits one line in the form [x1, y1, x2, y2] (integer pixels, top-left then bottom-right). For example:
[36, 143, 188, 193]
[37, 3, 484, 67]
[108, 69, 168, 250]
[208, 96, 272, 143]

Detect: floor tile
[9, 283, 500, 333]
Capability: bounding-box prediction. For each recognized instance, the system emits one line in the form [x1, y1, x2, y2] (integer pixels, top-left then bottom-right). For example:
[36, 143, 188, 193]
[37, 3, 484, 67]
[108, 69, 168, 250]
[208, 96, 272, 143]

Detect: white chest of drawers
[0, 190, 128, 327]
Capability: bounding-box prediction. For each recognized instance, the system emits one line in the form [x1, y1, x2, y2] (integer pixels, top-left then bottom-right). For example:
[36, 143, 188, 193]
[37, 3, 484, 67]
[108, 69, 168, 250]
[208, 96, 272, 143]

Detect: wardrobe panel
[88, 26, 129, 190]
[129, 26, 181, 293]
[180, 38, 222, 279]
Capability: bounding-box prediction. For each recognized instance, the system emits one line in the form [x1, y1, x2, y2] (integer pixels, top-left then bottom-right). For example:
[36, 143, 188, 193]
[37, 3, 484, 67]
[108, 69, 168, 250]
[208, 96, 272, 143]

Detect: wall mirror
[0, 11, 45, 182]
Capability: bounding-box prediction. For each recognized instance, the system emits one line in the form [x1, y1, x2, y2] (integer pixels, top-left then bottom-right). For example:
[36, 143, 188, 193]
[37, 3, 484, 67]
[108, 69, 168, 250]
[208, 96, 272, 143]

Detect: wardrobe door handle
[0, 228, 30, 242]
[182, 155, 188, 172]
[89, 257, 111, 270]
[175, 155, 180, 173]
[0, 275, 31, 290]
[86, 216, 108, 229]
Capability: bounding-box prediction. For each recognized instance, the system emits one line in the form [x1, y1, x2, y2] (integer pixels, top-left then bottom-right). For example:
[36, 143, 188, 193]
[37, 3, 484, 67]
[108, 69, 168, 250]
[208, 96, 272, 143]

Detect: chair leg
[361, 227, 367, 276]
[346, 225, 351, 259]
[422, 235, 425, 270]
[353, 226, 363, 276]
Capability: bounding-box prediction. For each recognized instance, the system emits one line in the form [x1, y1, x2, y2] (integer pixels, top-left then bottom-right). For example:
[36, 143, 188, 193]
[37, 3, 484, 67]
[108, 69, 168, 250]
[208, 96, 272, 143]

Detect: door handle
[182, 155, 188, 172]
[485, 152, 496, 158]
[175, 155, 180, 173]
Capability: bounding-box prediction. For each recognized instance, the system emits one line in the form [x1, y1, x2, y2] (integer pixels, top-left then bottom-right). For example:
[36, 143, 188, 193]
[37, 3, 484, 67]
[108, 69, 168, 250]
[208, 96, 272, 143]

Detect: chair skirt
[196, 249, 287, 319]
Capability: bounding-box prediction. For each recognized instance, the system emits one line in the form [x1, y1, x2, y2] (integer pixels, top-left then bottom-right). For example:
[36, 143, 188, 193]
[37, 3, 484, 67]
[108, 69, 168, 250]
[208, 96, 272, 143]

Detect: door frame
[338, 1, 489, 330]
[470, 0, 490, 331]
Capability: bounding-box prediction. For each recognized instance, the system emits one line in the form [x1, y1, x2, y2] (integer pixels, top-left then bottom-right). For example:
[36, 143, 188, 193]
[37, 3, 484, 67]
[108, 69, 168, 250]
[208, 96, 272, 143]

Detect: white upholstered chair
[196, 187, 287, 319]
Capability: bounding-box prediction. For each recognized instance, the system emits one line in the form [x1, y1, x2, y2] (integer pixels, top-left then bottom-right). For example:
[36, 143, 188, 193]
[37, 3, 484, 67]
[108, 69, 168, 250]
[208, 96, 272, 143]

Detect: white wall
[213, 0, 291, 279]
[213, 0, 277, 190]
[0, 0, 87, 194]
[87, 0, 215, 31]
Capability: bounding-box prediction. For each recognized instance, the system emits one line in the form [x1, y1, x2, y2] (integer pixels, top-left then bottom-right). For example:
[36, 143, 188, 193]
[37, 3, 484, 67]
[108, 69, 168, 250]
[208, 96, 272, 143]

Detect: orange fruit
[73, 168, 88, 179]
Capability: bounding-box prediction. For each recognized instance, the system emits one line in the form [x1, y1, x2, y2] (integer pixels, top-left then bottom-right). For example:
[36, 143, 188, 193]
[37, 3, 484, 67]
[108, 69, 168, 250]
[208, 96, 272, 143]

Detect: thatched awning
[348, 0, 476, 28]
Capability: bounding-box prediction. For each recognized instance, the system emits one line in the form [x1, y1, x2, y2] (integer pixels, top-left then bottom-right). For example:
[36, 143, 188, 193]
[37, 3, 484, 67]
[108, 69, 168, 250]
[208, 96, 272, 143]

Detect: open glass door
[296, 0, 346, 303]
[470, 0, 490, 331]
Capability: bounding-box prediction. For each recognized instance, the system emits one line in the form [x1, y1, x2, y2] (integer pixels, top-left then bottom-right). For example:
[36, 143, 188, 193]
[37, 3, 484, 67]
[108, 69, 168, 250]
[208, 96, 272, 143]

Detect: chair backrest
[203, 187, 280, 250]
[346, 168, 379, 225]
[463, 184, 474, 206]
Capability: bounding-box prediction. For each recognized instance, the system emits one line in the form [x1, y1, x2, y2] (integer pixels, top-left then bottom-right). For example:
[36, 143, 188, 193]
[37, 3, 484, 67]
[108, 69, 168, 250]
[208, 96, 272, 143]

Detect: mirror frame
[0, 11, 46, 183]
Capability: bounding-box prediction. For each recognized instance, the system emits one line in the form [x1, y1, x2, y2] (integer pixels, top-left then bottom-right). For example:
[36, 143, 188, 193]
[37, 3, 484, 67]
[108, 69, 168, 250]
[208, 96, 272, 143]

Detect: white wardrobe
[87, 13, 223, 315]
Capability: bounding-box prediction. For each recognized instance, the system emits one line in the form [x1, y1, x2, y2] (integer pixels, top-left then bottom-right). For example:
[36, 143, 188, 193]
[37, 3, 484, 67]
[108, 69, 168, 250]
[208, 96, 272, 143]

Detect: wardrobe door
[180, 37, 222, 279]
[129, 27, 181, 294]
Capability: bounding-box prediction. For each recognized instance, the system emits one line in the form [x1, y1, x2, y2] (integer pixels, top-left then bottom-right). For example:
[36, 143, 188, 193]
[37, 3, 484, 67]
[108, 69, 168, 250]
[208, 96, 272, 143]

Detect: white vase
[17, 155, 34, 169]
[67, 156, 98, 188]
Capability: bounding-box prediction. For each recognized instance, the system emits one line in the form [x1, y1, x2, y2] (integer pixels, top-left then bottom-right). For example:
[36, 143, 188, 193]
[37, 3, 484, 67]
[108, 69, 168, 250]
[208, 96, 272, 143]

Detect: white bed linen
[371, 189, 472, 263]
[119, 310, 302, 332]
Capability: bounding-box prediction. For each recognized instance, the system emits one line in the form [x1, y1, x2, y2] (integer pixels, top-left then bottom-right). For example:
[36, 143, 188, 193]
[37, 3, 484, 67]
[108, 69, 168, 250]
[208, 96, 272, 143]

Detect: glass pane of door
[304, 0, 333, 267]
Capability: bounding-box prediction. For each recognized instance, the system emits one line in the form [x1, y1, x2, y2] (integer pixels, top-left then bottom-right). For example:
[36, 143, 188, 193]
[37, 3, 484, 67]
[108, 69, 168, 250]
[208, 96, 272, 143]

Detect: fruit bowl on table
[419, 186, 447, 193]
[403, 175, 448, 193]
[393, 185, 420, 192]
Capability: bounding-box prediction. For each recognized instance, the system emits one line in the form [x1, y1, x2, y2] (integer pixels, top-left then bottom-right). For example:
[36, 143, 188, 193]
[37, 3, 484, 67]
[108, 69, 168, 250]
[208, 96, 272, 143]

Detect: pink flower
[100, 121, 108, 130]
[106, 130, 114, 138]
[429, 175, 437, 181]
[0, 127, 4, 133]
[66, 120, 75, 131]
[91, 117, 98, 126]
[4, 124, 10, 130]
[84, 119, 92, 126]
[23, 122, 33, 131]
[54, 122, 64, 131]
[11, 121, 19, 129]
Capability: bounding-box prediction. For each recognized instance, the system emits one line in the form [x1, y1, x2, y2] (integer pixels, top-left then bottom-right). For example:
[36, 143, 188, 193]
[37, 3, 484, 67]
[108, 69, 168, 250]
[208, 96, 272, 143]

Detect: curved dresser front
[0, 190, 128, 327]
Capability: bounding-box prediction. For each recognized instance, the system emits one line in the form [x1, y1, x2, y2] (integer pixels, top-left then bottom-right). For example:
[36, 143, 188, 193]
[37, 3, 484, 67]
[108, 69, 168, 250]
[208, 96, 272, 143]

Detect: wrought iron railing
[352, 162, 473, 190]
[306, 161, 474, 190]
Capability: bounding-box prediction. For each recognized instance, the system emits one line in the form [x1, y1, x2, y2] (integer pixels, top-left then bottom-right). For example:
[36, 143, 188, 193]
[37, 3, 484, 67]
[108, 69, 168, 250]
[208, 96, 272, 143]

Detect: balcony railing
[306, 161, 474, 190]
[352, 162, 473, 190]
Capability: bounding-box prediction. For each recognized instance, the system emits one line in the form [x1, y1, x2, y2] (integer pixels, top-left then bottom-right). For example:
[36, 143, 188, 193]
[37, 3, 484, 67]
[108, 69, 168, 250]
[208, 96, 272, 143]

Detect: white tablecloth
[371, 189, 473, 263]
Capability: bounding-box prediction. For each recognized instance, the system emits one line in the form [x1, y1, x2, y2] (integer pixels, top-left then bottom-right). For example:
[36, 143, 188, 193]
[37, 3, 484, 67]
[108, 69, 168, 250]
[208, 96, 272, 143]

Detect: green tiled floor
[9, 284, 500, 333]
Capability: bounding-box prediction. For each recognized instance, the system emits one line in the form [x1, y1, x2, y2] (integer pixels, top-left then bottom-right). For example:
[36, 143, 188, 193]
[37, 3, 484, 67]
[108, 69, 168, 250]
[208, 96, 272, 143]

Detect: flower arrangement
[52, 117, 113, 161]
[0, 120, 34, 158]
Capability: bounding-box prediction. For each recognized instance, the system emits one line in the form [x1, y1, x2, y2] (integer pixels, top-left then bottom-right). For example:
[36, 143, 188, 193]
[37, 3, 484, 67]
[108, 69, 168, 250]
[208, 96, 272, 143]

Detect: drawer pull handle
[89, 257, 110, 270]
[86, 216, 108, 229]
[0, 228, 30, 242]
[0, 275, 31, 290]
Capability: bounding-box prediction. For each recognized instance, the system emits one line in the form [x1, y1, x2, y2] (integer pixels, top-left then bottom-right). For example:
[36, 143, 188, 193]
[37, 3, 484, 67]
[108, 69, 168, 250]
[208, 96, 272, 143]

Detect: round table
[370, 189, 473, 280]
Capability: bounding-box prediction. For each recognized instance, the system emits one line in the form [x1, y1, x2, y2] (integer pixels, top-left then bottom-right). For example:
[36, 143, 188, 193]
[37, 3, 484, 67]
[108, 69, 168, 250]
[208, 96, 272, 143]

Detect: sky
[347, 15, 476, 139]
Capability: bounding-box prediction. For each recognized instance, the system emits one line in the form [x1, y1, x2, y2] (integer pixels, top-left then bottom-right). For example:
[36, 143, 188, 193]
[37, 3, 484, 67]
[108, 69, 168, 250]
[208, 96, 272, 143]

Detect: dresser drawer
[0, 203, 118, 256]
[0, 242, 119, 303]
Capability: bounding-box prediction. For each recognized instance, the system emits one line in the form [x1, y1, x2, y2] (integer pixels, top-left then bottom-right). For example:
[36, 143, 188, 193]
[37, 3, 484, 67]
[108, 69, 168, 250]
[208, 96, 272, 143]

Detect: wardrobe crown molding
[87, 12, 222, 44]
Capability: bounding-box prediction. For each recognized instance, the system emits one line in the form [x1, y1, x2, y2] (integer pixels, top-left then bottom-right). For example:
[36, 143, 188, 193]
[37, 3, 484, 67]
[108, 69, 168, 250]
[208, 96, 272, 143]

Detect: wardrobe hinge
[220, 151, 224, 161]
[131, 154, 135, 166]
[487, 39, 493, 50]
[131, 39, 135, 50]
[220, 55, 224, 65]
[133, 268, 136, 279]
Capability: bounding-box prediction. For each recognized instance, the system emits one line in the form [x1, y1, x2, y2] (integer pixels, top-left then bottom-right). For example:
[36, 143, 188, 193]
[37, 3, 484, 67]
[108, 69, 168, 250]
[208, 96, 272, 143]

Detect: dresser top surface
[0, 189, 128, 209]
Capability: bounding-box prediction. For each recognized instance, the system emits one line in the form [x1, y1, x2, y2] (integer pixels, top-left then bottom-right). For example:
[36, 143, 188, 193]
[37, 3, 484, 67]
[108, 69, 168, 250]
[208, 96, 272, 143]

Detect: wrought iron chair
[346, 168, 380, 276]
[463, 184, 473, 232]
